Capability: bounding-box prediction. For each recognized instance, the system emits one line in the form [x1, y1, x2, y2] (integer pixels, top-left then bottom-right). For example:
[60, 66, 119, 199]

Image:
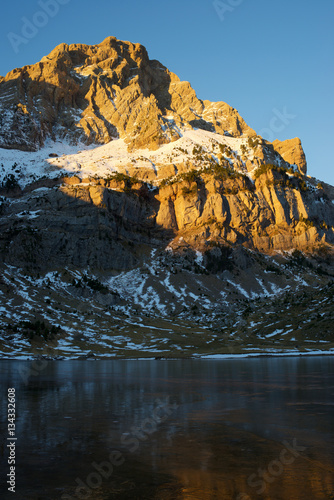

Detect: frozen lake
[0, 356, 333, 499]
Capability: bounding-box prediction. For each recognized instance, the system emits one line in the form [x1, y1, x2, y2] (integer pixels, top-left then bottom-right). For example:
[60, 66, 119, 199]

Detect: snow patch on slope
[0, 129, 251, 188]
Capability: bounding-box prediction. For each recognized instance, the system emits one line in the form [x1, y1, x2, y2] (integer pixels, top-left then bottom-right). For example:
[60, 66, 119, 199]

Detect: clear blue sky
[1, 0, 333, 184]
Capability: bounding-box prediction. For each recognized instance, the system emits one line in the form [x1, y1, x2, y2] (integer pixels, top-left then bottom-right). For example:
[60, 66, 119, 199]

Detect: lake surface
[0, 357, 333, 499]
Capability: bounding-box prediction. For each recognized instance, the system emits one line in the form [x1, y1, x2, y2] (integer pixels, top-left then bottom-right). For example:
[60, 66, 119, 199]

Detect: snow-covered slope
[1, 251, 333, 359]
[0, 129, 286, 188]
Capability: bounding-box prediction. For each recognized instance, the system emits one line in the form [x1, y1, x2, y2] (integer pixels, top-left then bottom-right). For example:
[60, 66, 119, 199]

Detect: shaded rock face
[0, 181, 161, 271]
[0, 36, 255, 153]
[272, 138, 307, 175]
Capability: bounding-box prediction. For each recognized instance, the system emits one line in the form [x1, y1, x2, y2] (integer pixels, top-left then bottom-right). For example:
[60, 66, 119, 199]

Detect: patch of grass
[105, 173, 137, 192]
[204, 244, 233, 273]
[0, 196, 8, 215]
[181, 184, 198, 197]
[298, 179, 309, 192]
[299, 216, 315, 228]
[254, 164, 287, 179]
[266, 264, 283, 275]
[72, 274, 114, 295]
[255, 164, 310, 193]
[2, 173, 20, 191]
[12, 320, 62, 340]
[160, 161, 252, 192]
[287, 250, 314, 270]
[160, 169, 202, 188]
[247, 137, 260, 149]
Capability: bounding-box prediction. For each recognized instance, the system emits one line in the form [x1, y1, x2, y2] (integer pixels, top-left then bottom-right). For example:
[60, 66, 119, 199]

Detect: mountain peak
[0, 36, 256, 153]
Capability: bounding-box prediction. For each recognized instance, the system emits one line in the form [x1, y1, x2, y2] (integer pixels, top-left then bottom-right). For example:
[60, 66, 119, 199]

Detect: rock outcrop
[0, 179, 159, 271]
[272, 138, 307, 175]
[1, 164, 333, 273]
[156, 167, 334, 254]
[0, 36, 255, 153]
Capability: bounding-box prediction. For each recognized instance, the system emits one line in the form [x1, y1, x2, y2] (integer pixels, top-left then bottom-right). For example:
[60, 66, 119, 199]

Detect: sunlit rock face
[0, 36, 256, 152]
[272, 138, 307, 175]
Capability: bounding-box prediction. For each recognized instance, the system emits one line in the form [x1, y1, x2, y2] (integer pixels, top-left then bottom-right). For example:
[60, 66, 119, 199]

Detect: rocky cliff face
[1, 163, 333, 274]
[0, 36, 254, 153]
[156, 167, 334, 254]
[272, 138, 307, 175]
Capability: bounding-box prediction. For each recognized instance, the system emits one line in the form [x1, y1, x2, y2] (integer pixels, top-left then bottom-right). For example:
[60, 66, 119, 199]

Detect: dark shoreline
[1, 349, 334, 361]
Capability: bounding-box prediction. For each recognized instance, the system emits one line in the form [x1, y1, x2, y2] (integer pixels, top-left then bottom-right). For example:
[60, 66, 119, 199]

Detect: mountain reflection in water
[0, 357, 333, 499]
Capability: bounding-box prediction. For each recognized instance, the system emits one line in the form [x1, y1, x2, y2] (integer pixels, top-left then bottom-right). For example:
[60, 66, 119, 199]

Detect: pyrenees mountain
[0, 36, 333, 359]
